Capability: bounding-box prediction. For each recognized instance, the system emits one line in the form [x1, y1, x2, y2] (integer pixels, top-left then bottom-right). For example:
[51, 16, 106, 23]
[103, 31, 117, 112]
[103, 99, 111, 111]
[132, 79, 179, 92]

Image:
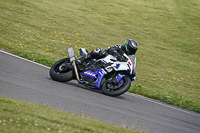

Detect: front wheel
[49, 58, 75, 82]
[101, 76, 131, 97]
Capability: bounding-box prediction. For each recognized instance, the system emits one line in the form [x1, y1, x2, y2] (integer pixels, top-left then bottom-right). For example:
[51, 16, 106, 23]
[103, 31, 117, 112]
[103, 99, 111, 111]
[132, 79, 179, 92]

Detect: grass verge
[0, 96, 145, 133]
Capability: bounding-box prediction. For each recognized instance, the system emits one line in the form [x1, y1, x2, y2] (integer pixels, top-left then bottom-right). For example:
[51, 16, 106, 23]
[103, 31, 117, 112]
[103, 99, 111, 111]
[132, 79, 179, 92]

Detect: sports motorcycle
[49, 46, 136, 96]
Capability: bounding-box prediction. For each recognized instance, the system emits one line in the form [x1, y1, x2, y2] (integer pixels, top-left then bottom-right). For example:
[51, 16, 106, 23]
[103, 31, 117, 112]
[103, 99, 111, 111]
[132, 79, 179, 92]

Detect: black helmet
[124, 39, 138, 55]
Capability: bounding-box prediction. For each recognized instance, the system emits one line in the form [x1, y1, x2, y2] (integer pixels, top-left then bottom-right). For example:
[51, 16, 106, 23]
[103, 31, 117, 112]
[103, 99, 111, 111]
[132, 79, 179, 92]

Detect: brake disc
[107, 79, 124, 90]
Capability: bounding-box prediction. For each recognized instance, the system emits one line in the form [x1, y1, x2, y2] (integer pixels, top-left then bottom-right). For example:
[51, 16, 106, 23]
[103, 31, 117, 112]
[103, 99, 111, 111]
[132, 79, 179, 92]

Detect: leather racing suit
[76, 44, 128, 65]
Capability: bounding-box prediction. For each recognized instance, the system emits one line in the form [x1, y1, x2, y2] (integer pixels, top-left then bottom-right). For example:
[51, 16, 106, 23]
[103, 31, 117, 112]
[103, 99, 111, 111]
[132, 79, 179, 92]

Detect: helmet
[124, 39, 138, 55]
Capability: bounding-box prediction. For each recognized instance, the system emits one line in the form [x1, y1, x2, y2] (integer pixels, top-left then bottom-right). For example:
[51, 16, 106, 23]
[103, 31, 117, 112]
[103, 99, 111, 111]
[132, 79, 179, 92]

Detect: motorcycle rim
[101, 76, 131, 97]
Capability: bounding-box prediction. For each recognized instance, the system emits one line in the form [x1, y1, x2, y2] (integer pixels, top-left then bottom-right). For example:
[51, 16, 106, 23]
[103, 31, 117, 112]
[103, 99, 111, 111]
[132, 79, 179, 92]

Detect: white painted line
[1, 49, 200, 117]
[0, 50, 50, 69]
[125, 92, 200, 117]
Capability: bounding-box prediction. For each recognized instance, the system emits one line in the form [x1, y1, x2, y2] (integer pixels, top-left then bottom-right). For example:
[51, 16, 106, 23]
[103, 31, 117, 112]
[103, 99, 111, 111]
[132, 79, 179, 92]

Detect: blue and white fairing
[99, 54, 136, 81]
[81, 69, 106, 88]
[81, 54, 136, 88]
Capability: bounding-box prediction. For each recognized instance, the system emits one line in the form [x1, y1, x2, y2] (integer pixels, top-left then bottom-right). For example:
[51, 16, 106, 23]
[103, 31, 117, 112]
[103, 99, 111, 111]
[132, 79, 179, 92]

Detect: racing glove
[114, 52, 127, 61]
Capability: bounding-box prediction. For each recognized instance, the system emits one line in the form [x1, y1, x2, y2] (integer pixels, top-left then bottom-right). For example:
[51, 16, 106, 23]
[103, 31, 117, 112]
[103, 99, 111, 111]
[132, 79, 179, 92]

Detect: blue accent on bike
[114, 63, 120, 69]
[82, 70, 98, 80]
[82, 69, 106, 88]
[116, 74, 130, 83]
[132, 71, 136, 77]
[94, 69, 106, 88]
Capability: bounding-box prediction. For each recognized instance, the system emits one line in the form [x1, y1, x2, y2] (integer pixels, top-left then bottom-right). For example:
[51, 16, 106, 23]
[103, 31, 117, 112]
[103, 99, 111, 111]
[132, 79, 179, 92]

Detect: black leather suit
[76, 44, 127, 65]
[90, 44, 127, 61]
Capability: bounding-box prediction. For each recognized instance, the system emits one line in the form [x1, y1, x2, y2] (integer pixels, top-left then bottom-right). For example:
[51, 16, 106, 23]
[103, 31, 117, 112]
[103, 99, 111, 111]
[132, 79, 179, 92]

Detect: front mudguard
[116, 74, 131, 83]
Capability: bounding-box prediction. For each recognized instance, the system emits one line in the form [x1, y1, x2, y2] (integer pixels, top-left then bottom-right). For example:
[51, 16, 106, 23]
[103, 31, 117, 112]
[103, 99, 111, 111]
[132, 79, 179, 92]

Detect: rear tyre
[50, 58, 75, 82]
[101, 76, 131, 97]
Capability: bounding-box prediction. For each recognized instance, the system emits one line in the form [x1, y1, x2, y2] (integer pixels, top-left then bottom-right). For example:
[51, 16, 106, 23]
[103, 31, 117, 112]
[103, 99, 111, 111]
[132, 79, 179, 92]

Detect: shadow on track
[47, 77, 125, 99]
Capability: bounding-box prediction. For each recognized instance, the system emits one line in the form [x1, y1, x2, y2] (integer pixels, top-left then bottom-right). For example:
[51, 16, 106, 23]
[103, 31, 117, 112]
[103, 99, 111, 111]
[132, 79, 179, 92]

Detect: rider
[75, 39, 138, 65]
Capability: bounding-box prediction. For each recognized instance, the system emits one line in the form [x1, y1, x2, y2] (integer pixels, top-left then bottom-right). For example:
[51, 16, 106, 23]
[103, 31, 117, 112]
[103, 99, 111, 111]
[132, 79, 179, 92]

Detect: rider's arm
[107, 44, 127, 61]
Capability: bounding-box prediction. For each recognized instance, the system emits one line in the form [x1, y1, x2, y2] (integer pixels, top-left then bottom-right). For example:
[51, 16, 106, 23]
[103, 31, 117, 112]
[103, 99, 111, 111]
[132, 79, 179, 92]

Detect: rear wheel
[101, 75, 131, 97]
[49, 58, 75, 82]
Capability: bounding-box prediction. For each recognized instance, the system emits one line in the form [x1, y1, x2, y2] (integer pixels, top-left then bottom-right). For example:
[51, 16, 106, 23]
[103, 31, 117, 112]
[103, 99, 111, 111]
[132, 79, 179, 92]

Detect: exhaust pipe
[67, 46, 80, 81]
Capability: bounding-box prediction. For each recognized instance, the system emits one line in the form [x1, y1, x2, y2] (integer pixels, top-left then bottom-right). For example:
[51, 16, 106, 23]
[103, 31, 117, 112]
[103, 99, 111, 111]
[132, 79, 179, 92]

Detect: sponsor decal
[82, 70, 96, 80]
[114, 63, 120, 69]
[94, 69, 106, 88]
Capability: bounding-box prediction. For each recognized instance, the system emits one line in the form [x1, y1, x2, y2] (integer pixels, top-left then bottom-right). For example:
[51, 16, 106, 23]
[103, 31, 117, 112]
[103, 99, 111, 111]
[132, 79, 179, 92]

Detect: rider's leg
[75, 53, 91, 65]
[75, 48, 106, 65]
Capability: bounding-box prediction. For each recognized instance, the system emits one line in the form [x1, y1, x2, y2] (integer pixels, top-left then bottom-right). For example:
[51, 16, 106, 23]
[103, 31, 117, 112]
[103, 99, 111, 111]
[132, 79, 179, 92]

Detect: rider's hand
[116, 55, 127, 61]
[113, 52, 126, 61]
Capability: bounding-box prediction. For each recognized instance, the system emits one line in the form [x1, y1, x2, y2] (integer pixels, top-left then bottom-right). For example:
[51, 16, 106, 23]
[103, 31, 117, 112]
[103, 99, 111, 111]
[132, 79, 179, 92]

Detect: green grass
[0, 0, 200, 112]
[0, 96, 145, 133]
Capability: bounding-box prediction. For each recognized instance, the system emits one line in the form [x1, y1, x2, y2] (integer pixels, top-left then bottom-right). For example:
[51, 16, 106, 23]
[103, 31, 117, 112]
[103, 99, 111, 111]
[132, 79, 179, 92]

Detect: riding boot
[75, 53, 91, 65]
[75, 56, 86, 65]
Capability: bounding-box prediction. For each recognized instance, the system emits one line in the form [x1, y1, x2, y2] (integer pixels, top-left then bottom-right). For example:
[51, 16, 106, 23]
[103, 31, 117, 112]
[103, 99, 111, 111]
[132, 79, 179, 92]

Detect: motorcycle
[49, 46, 137, 96]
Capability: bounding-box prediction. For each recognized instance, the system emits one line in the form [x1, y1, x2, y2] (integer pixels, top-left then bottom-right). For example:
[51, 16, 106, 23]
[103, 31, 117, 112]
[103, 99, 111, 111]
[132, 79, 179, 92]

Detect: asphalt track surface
[0, 50, 200, 133]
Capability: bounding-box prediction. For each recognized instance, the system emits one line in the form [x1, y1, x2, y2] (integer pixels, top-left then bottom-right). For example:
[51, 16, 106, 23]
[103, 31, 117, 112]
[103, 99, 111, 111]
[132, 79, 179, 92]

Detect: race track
[0, 50, 200, 133]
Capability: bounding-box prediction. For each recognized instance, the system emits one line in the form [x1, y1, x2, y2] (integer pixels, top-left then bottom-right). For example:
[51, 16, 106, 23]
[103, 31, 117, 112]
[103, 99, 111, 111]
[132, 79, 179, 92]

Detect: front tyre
[101, 76, 131, 97]
[50, 58, 74, 82]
